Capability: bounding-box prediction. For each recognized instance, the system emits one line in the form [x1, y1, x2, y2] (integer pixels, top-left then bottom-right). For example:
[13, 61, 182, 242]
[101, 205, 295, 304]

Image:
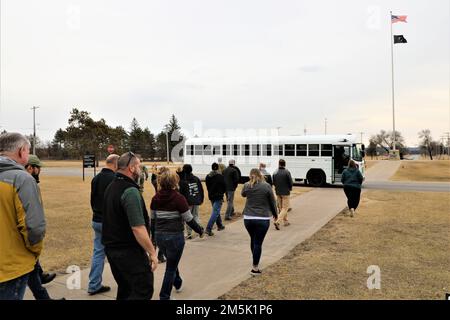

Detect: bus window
[251, 144, 260, 156]
[194, 145, 203, 156]
[296, 144, 307, 156]
[273, 145, 283, 156]
[308, 144, 319, 156]
[222, 145, 231, 156]
[284, 144, 295, 156]
[186, 145, 193, 156]
[262, 144, 272, 156]
[203, 145, 212, 155]
[242, 144, 250, 156]
[212, 145, 221, 155]
[233, 144, 240, 156]
[321, 144, 332, 157]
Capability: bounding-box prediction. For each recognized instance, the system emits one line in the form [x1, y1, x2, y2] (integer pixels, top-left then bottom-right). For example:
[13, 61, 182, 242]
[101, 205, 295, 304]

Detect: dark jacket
[179, 173, 204, 206]
[205, 170, 226, 201]
[223, 165, 240, 191]
[90, 168, 116, 223]
[241, 181, 278, 219]
[341, 167, 364, 189]
[150, 189, 203, 235]
[272, 167, 293, 196]
[260, 169, 273, 186]
[102, 173, 149, 249]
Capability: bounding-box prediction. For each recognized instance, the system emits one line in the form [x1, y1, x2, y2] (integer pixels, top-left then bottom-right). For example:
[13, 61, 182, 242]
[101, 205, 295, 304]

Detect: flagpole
[390, 11, 396, 152]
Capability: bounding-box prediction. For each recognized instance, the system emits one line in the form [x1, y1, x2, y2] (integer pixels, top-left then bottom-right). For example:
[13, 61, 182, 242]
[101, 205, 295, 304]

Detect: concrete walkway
[24, 161, 401, 300]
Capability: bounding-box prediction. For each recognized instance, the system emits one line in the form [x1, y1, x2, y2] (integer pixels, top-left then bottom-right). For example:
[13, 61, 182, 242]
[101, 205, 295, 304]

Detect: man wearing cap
[24, 154, 64, 300]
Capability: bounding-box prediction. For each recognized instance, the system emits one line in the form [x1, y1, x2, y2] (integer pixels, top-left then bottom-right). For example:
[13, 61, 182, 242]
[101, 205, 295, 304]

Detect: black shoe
[51, 297, 66, 300]
[88, 285, 111, 296]
[41, 272, 56, 285]
[224, 217, 232, 221]
[217, 225, 225, 231]
[250, 269, 262, 276]
[205, 230, 214, 236]
[158, 256, 166, 263]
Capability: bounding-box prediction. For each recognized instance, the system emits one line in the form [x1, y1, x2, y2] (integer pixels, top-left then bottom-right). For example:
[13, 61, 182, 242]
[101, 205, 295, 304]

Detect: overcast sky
[0, 0, 449, 146]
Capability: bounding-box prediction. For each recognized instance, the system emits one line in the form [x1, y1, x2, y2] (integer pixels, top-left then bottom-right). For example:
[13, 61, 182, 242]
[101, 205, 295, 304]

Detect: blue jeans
[88, 221, 106, 293]
[0, 273, 30, 300]
[244, 219, 270, 267]
[206, 200, 224, 232]
[155, 233, 185, 300]
[28, 262, 51, 300]
[225, 191, 235, 218]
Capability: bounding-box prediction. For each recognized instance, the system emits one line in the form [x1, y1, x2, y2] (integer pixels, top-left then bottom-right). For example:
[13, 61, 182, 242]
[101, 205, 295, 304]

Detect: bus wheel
[307, 170, 325, 187]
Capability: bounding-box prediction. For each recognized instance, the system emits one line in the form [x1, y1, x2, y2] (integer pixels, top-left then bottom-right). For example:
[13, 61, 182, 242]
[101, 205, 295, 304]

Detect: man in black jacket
[222, 159, 240, 220]
[87, 154, 119, 295]
[205, 163, 226, 236]
[102, 152, 158, 300]
[179, 164, 205, 239]
[272, 159, 294, 230]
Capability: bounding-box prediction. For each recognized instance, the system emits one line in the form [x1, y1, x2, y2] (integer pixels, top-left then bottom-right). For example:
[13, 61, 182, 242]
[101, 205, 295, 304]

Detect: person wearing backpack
[179, 164, 205, 239]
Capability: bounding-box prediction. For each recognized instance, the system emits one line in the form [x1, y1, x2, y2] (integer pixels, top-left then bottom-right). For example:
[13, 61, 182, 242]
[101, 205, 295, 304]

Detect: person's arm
[90, 176, 98, 211]
[16, 174, 46, 257]
[267, 186, 278, 219]
[122, 188, 158, 271]
[241, 183, 248, 197]
[197, 178, 205, 204]
[144, 166, 149, 180]
[178, 196, 203, 235]
[287, 171, 293, 190]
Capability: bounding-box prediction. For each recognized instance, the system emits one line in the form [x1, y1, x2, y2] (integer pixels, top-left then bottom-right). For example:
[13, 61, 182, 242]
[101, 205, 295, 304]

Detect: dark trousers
[343, 186, 361, 210]
[0, 273, 29, 300]
[244, 219, 270, 267]
[105, 247, 154, 300]
[155, 232, 185, 300]
[28, 262, 50, 300]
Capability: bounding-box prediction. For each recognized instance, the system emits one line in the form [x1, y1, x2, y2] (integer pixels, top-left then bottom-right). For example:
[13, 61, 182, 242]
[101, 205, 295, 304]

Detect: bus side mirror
[361, 144, 365, 151]
[361, 150, 366, 158]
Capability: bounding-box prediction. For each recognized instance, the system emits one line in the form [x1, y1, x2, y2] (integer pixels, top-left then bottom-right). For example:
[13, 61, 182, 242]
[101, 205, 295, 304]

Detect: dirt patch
[220, 190, 450, 300]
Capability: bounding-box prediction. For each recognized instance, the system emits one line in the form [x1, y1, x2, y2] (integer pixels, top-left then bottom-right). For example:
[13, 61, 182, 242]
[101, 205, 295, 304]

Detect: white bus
[183, 134, 365, 187]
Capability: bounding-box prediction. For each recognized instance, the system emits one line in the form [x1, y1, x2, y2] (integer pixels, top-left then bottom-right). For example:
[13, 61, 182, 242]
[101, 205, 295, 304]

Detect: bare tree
[418, 129, 434, 160]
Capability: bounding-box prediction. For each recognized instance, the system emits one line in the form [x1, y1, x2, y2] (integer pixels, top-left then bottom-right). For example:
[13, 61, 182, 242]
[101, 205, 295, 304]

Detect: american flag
[391, 15, 407, 23]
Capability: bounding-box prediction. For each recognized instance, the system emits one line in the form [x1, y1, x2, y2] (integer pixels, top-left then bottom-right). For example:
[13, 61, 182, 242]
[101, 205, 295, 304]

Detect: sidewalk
[25, 161, 398, 300]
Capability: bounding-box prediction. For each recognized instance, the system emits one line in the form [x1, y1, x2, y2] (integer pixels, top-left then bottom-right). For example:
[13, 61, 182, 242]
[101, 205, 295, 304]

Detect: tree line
[24, 108, 184, 161]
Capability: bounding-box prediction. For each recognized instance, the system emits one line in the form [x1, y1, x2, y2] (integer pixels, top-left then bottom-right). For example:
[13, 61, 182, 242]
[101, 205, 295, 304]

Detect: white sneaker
[350, 208, 355, 217]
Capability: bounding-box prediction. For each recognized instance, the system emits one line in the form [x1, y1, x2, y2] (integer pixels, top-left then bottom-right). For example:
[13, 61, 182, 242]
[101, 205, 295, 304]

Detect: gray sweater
[241, 181, 278, 219]
[272, 167, 293, 196]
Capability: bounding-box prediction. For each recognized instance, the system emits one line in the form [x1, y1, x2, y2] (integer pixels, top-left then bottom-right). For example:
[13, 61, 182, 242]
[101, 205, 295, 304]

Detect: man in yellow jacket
[0, 132, 46, 300]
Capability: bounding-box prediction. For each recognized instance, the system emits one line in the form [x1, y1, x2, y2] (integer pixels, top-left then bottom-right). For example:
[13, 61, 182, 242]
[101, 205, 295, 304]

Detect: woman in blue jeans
[241, 169, 278, 276]
[150, 169, 204, 300]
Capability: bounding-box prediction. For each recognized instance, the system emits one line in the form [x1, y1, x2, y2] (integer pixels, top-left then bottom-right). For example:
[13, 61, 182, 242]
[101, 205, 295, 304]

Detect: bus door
[332, 145, 351, 183]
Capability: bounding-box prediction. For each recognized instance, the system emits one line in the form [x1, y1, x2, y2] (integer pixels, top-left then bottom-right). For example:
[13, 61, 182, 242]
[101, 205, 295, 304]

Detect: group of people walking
[0, 131, 364, 301]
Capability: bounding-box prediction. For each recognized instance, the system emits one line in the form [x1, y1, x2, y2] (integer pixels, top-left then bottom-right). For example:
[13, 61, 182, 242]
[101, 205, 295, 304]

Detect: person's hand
[149, 253, 158, 272]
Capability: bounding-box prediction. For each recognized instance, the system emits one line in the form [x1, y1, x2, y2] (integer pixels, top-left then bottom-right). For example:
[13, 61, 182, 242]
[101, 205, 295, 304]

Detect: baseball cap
[28, 155, 44, 167]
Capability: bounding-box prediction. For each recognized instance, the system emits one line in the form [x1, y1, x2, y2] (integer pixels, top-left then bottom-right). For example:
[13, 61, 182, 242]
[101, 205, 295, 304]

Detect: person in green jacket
[341, 159, 364, 217]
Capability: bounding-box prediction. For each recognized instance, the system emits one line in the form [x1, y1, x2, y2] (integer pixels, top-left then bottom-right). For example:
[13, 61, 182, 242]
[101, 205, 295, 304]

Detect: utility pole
[444, 132, 450, 158]
[31, 106, 39, 154]
[390, 11, 396, 152]
[359, 132, 364, 144]
[304, 125, 307, 136]
[165, 129, 170, 164]
[324, 118, 327, 135]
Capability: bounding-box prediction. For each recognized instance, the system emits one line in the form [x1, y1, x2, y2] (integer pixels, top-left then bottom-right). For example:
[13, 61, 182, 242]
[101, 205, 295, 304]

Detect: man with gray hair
[0, 132, 46, 300]
[88, 153, 119, 295]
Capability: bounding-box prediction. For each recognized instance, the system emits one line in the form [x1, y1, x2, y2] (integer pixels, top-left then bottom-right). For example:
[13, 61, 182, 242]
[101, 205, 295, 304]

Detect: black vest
[102, 173, 150, 249]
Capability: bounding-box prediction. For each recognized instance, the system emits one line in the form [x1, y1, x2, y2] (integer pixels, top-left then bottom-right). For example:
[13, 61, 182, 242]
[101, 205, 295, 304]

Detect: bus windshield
[352, 144, 363, 162]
